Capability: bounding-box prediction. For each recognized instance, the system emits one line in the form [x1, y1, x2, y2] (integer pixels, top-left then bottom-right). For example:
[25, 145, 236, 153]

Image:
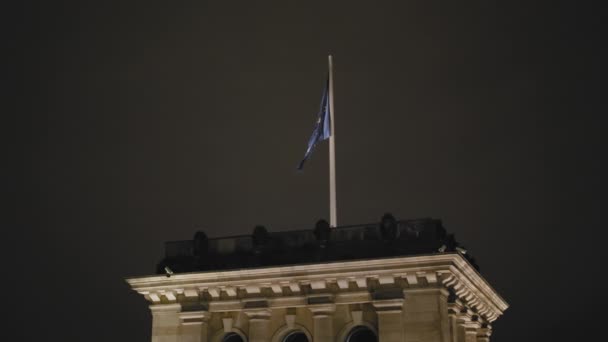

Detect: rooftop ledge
[151, 215, 481, 275]
[126, 214, 508, 323]
[126, 253, 508, 322]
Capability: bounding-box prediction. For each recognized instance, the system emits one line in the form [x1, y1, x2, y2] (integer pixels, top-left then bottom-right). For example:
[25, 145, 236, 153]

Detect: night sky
[7, 1, 606, 341]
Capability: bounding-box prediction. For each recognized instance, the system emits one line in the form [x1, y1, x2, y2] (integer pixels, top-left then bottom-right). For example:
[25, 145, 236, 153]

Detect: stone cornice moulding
[128, 254, 508, 322]
[127, 254, 464, 288]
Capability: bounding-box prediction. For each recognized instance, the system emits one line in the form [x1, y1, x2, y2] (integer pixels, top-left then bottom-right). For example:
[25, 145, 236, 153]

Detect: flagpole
[328, 55, 337, 227]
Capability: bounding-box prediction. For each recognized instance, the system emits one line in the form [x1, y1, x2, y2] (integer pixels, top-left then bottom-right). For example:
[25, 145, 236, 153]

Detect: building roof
[156, 214, 479, 275]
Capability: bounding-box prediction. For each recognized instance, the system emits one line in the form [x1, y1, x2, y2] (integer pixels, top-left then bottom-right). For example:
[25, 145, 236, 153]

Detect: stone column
[179, 311, 210, 342]
[150, 304, 181, 342]
[245, 309, 271, 342]
[373, 298, 405, 342]
[309, 304, 336, 342]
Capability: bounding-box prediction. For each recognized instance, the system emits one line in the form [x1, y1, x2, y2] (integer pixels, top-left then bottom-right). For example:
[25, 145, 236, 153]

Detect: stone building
[126, 215, 508, 342]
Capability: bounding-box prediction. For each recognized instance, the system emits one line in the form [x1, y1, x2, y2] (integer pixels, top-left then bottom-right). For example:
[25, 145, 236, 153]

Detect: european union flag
[297, 79, 331, 170]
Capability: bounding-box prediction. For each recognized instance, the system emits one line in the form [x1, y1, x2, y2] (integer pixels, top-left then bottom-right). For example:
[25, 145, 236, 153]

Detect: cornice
[128, 253, 507, 323]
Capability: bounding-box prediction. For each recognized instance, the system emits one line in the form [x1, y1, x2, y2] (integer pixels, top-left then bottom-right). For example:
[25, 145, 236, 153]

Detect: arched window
[283, 331, 309, 342]
[346, 326, 377, 342]
[223, 332, 245, 342]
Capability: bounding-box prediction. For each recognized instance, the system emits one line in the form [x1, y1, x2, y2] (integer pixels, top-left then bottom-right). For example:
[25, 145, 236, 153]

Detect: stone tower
[126, 216, 508, 342]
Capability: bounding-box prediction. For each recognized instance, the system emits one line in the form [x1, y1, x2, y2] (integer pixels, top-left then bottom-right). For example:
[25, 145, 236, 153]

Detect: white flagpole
[328, 55, 337, 227]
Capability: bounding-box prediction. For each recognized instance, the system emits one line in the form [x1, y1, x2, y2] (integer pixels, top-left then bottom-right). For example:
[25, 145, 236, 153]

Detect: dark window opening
[283, 331, 309, 342]
[223, 332, 244, 342]
[346, 326, 377, 342]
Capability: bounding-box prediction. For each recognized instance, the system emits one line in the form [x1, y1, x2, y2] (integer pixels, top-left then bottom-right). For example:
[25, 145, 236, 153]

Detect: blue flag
[298, 79, 331, 170]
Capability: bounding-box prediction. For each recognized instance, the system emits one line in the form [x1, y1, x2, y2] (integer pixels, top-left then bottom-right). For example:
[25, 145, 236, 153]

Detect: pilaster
[447, 297, 465, 342]
[244, 309, 271, 342]
[477, 326, 492, 342]
[373, 298, 405, 342]
[150, 304, 181, 342]
[463, 320, 481, 342]
[179, 311, 210, 342]
[438, 288, 451, 342]
[309, 304, 336, 342]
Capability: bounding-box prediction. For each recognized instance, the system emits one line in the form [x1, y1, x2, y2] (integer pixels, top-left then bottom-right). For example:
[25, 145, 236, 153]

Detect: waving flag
[297, 56, 337, 227]
[297, 78, 331, 170]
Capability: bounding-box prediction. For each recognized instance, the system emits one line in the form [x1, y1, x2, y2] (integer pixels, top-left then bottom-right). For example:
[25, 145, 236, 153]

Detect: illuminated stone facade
[126, 218, 507, 341]
[127, 254, 506, 341]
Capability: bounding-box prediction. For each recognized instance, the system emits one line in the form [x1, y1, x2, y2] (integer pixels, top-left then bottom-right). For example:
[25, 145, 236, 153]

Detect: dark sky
[6, 1, 606, 341]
